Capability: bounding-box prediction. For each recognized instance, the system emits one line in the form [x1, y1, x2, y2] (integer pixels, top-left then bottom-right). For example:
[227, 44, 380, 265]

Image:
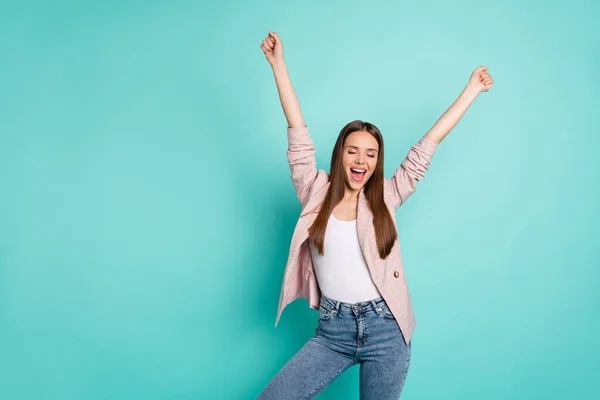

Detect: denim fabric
[259, 295, 412, 399]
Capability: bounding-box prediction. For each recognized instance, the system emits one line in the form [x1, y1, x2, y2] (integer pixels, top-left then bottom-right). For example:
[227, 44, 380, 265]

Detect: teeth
[351, 169, 366, 173]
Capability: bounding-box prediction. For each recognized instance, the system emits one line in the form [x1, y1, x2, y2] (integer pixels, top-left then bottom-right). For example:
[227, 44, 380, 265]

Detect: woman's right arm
[261, 31, 320, 206]
[261, 31, 305, 128]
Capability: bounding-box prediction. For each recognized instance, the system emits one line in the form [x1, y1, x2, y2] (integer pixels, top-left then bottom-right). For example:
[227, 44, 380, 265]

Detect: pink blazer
[275, 125, 438, 345]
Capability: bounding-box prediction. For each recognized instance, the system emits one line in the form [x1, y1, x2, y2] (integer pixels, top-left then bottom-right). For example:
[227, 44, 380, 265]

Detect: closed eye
[348, 151, 376, 158]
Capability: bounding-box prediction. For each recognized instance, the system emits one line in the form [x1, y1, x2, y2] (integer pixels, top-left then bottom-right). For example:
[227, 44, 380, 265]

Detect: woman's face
[342, 131, 379, 192]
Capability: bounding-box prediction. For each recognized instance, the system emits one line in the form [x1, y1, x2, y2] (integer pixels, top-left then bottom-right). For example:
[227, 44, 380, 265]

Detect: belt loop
[371, 299, 382, 314]
[332, 300, 341, 316]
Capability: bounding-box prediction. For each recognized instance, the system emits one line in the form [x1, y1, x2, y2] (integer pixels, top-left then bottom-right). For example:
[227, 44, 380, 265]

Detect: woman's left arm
[425, 66, 494, 144]
[386, 66, 494, 209]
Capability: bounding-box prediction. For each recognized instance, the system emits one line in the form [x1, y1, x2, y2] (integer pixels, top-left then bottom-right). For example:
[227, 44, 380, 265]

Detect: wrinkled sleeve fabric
[286, 126, 319, 207]
[385, 135, 439, 209]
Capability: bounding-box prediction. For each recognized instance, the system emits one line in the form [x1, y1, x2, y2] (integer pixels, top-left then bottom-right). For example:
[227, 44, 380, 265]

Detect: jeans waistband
[320, 294, 388, 314]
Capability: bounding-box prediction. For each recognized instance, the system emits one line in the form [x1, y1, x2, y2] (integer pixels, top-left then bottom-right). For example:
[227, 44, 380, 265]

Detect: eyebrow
[345, 145, 379, 153]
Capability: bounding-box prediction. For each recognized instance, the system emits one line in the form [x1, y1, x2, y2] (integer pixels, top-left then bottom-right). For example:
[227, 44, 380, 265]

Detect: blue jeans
[258, 295, 412, 399]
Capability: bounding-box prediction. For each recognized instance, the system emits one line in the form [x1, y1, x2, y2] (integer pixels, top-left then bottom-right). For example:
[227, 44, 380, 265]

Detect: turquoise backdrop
[1, 0, 598, 399]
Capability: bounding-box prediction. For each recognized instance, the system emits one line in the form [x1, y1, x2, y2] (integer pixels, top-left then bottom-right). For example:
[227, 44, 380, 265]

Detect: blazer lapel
[356, 188, 384, 286]
[289, 183, 329, 251]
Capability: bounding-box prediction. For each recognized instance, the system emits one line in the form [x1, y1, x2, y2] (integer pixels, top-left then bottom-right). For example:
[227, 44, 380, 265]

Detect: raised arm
[260, 31, 305, 128]
[424, 66, 494, 144]
[386, 66, 494, 209]
[261, 31, 321, 205]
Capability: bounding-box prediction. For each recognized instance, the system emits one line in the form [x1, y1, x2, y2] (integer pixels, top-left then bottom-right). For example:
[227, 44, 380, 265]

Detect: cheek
[369, 160, 378, 173]
[343, 158, 353, 171]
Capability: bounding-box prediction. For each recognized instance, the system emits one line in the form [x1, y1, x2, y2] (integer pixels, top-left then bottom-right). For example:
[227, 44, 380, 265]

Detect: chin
[346, 175, 369, 190]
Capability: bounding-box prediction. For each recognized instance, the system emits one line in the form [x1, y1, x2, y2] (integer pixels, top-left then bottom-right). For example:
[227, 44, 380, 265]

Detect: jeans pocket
[381, 305, 395, 319]
[319, 304, 334, 321]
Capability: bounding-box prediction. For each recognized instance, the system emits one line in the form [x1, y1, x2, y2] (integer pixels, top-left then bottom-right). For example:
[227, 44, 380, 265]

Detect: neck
[343, 187, 361, 202]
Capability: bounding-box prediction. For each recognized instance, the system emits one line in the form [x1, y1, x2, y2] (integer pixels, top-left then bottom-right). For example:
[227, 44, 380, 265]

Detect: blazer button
[393, 271, 399, 278]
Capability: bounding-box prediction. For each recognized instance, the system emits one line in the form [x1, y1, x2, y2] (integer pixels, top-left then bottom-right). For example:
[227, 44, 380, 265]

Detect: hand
[467, 66, 494, 93]
[260, 30, 284, 67]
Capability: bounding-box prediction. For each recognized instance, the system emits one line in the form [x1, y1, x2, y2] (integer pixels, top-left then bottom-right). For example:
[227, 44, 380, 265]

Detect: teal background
[0, 0, 598, 398]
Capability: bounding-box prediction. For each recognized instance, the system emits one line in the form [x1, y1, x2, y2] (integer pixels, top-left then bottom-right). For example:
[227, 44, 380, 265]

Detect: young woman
[258, 31, 493, 399]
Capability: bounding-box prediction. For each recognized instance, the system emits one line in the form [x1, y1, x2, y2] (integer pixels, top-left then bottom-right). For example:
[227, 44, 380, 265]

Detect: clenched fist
[260, 30, 284, 67]
[468, 66, 494, 93]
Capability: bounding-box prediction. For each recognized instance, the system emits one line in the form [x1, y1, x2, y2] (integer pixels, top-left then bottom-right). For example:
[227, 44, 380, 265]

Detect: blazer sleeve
[385, 134, 439, 209]
[286, 125, 320, 206]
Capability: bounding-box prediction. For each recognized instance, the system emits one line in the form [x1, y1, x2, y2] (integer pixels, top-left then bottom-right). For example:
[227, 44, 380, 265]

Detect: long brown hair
[307, 120, 397, 259]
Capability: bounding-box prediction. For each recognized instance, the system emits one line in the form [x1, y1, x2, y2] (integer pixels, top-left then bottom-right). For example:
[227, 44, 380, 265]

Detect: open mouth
[350, 168, 367, 182]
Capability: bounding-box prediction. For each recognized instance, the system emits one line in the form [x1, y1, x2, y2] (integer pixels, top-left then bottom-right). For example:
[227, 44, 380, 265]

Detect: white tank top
[308, 214, 382, 303]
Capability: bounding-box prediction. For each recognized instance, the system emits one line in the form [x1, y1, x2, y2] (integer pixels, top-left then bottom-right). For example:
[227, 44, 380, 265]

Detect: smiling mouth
[350, 168, 366, 182]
